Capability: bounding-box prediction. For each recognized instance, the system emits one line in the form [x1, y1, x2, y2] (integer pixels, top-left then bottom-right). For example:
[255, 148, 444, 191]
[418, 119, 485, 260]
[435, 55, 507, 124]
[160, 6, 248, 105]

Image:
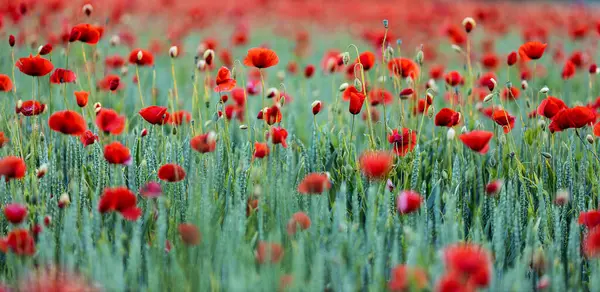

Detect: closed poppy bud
[304, 64, 315, 78]
[44, 215, 51, 226]
[587, 134, 594, 144]
[74, 91, 89, 107]
[485, 179, 503, 197]
[109, 78, 120, 91]
[341, 52, 350, 65]
[507, 51, 517, 66]
[521, 80, 528, 90]
[539, 86, 549, 94]
[82, 4, 93, 16]
[462, 17, 476, 33]
[94, 102, 102, 113]
[590, 64, 599, 74]
[339, 82, 349, 92]
[169, 46, 178, 58]
[58, 193, 70, 208]
[483, 93, 494, 103]
[35, 163, 48, 178]
[399, 88, 414, 99]
[311, 100, 322, 115]
[9, 35, 15, 47]
[447, 128, 456, 140]
[267, 88, 279, 99]
[110, 35, 120, 47]
[141, 128, 148, 137]
[451, 45, 463, 53]
[203, 49, 214, 66]
[38, 44, 53, 55]
[196, 60, 206, 70]
[239, 124, 248, 130]
[554, 189, 569, 206]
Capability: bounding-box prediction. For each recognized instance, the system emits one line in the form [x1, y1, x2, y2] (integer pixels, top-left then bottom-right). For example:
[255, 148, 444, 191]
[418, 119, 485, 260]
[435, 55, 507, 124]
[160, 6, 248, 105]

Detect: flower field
[0, 0, 600, 291]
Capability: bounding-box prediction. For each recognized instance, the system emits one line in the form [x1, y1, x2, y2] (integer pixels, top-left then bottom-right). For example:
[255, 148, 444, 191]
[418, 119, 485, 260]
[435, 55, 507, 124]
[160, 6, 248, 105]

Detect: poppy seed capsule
[587, 134, 594, 144]
[169, 46, 178, 58]
[462, 17, 476, 33]
[382, 19, 389, 29]
[82, 4, 93, 16]
[539, 86, 549, 94]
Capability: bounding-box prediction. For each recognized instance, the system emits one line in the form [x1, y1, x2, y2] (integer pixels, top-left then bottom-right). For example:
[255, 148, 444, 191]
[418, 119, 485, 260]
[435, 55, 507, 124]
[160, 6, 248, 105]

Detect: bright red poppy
[95, 109, 126, 135]
[169, 111, 191, 126]
[0, 133, 8, 148]
[49, 68, 76, 84]
[388, 128, 417, 156]
[519, 41, 547, 61]
[79, 130, 98, 147]
[16, 54, 54, 76]
[478, 72, 497, 90]
[481, 53, 499, 70]
[356, 51, 376, 71]
[507, 51, 518, 66]
[459, 130, 494, 154]
[435, 108, 461, 127]
[140, 181, 162, 198]
[548, 106, 596, 133]
[243, 47, 279, 69]
[501, 87, 520, 100]
[178, 223, 201, 246]
[4, 203, 27, 224]
[388, 58, 420, 79]
[255, 241, 284, 264]
[231, 88, 246, 106]
[491, 110, 515, 133]
[270, 127, 288, 148]
[286, 212, 311, 235]
[485, 180, 503, 197]
[579, 211, 600, 229]
[98, 75, 123, 91]
[214, 66, 236, 92]
[359, 151, 394, 180]
[304, 64, 315, 78]
[263, 105, 282, 125]
[103, 142, 131, 165]
[70, 24, 101, 44]
[388, 265, 428, 292]
[139, 106, 169, 125]
[0, 229, 35, 256]
[105, 55, 125, 69]
[347, 87, 366, 115]
[537, 96, 567, 119]
[0, 74, 13, 92]
[397, 190, 422, 215]
[48, 110, 87, 136]
[74, 91, 89, 107]
[98, 187, 141, 221]
[128, 49, 154, 66]
[368, 89, 393, 106]
[443, 243, 492, 288]
[16, 100, 45, 116]
[562, 60, 576, 80]
[190, 132, 217, 153]
[297, 173, 331, 194]
[444, 71, 463, 87]
[253, 142, 270, 159]
[0, 156, 26, 181]
[158, 163, 186, 182]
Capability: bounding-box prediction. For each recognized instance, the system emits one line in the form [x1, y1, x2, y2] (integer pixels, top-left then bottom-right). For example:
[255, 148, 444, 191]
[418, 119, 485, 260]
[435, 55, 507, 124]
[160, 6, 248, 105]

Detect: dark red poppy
[359, 151, 394, 180]
[158, 163, 186, 182]
[388, 58, 420, 79]
[214, 66, 236, 92]
[74, 91, 89, 107]
[537, 96, 567, 119]
[49, 68, 76, 84]
[507, 51, 518, 66]
[128, 49, 154, 66]
[98, 75, 123, 91]
[16, 54, 54, 76]
[4, 203, 27, 224]
[8, 35, 15, 47]
[39, 44, 52, 55]
[519, 41, 547, 61]
[270, 127, 288, 148]
[96, 109, 126, 135]
[321, 50, 343, 72]
[190, 132, 217, 153]
[397, 190, 422, 215]
[435, 108, 461, 127]
[304, 64, 315, 78]
[429, 65, 444, 80]
[485, 180, 503, 197]
[103, 142, 131, 165]
[346, 87, 366, 115]
[16, 100, 45, 116]
[595, 122, 600, 137]
[312, 101, 322, 115]
[492, 110, 515, 133]
[388, 128, 417, 156]
[253, 142, 269, 159]
[0, 74, 13, 92]
[70, 24, 101, 44]
[443, 243, 491, 288]
[388, 265, 428, 292]
[297, 173, 331, 194]
[169, 111, 191, 125]
[286, 212, 311, 235]
[445, 71, 463, 87]
[264, 105, 282, 125]
[140, 181, 162, 198]
[79, 130, 98, 147]
[579, 211, 600, 229]
[243, 47, 279, 69]
[0, 156, 26, 181]
[48, 110, 87, 136]
[98, 187, 141, 221]
[0, 229, 35, 256]
[178, 223, 201, 246]
[584, 227, 600, 258]
[255, 241, 284, 264]
[478, 72, 497, 90]
[548, 106, 596, 133]
[368, 89, 393, 106]
[459, 130, 494, 154]
[139, 106, 169, 125]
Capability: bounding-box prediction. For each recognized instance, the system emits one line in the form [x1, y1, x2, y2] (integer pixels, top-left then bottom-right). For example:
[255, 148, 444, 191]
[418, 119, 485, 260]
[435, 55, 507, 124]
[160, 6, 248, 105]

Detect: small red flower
[98, 187, 141, 221]
[129, 49, 154, 66]
[346, 87, 366, 115]
[140, 181, 162, 198]
[255, 241, 284, 264]
[492, 110, 516, 133]
[356, 51, 376, 71]
[16, 54, 54, 77]
[0, 156, 26, 181]
[481, 53, 499, 70]
[501, 87, 520, 100]
[105, 55, 125, 69]
[0, 74, 13, 92]
[444, 71, 463, 87]
[459, 130, 494, 154]
[561, 60, 576, 80]
[507, 51, 518, 66]
[397, 190, 423, 215]
[70, 24, 101, 44]
[270, 127, 288, 148]
[79, 130, 98, 147]
[297, 173, 331, 194]
[388, 58, 420, 79]
[38, 44, 53, 55]
[169, 111, 191, 126]
[443, 243, 492, 288]
[368, 89, 393, 106]
[139, 106, 169, 125]
[485, 180, 503, 197]
[548, 107, 596, 133]
[253, 142, 270, 159]
[388, 129, 417, 156]
[98, 75, 123, 91]
[388, 265, 428, 292]
[16, 100, 46, 116]
[312, 100, 322, 115]
[214, 66, 236, 92]
[95, 109, 126, 135]
[0, 132, 9, 148]
[190, 132, 217, 153]
[359, 151, 394, 180]
[158, 163, 186, 182]
[264, 105, 283, 125]
[178, 223, 201, 246]
[537, 96, 567, 119]
[50, 68, 76, 84]
[435, 108, 461, 127]
[519, 41, 547, 61]
[304, 64, 315, 78]
[4, 203, 27, 224]
[579, 211, 600, 229]
[74, 91, 89, 107]
[103, 142, 131, 165]
[584, 227, 600, 258]
[286, 212, 311, 235]
[243, 47, 279, 69]
[0, 229, 35, 256]
[48, 110, 87, 136]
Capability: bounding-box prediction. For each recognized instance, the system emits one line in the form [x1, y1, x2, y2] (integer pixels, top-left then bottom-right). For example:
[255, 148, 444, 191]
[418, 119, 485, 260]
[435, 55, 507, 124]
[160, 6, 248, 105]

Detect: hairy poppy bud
[169, 46, 179, 58]
[120, 66, 129, 76]
[341, 52, 350, 65]
[385, 46, 394, 61]
[447, 128, 456, 140]
[35, 163, 48, 178]
[521, 80, 528, 90]
[203, 49, 214, 66]
[8, 35, 15, 47]
[451, 45, 463, 53]
[416, 50, 424, 65]
[483, 93, 494, 103]
[462, 17, 476, 33]
[587, 134, 594, 144]
[399, 88, 414, 99]
[353, 78, 362, 91]
[311, 100, 322, 115]
[239, 124, 248, 130]
[339, 82, 349, 92]
[38, 44, 52, 55]
[83, 4, 93, 16]
[539, 86, 549, 94]
[489, 78, 497, 91]
[267, 88, 279, 99]
[110, 35, 120, 47]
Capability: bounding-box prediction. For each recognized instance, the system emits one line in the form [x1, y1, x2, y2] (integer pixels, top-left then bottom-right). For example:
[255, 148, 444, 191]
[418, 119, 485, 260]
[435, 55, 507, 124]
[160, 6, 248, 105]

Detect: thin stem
[135, 65, 145, 107]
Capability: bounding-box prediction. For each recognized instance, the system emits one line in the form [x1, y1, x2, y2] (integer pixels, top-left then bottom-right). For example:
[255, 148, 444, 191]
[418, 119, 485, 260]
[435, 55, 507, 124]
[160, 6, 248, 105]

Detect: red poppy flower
[444, 243, 491, 288]
[243, 47, 279, 69]
[158, 163, 186, 182]
[214, 66, 236, 92]
[190, 132, 217, 153]
[492, 110, 515, 133]
[388, 265, 428, 292]
[435, 108, 461, 127]
[297, 173, 331, 194]
[103, 142, 132, 165]
[105, 55, 125, 69]
[388, 128, 417, 156]
[459, 130, 494, 154]
[286, 212, 311, 235]
[95, 109, 126, 135]
[178, 223, 201, 246]
[74, 91, 89, 107]
[16, 100, 45, 116]
[49, 68, 76, 84]
[224, 104, 244, 122]
[388, 58, 420, 79]
[548, 106, 596, 133]
[139, 106, 169, 125]
[169, 111, 191, 126]
[584, 227, 600, 258]
[359, 151, 394, 180]
[569, 51, 586, 68]
[48, 110, 87, 136]
[321, 50, 343, 72]
[0, 132, 8, 148]
[485, 180, 503, 197]
[429, 65, 444, 80]
[0, 156, 26, 181]
[481, 53, 499, 70]
[397, 190, 422, 215]
[270, 127, 288, 148]
[70, 24, 101, 44]
[4, 203, 27, 224]
[519, 41, 547, 61]
[368, 89, 393, 106]
[304, 64, 315, 78]
[16, 54, 54, 76]
[231, 88, 246, 106]
[98, 187, 141, 221]
[79, 130, 98, 147]
[579, 211, 600, 229]
[346, 87, 366, 115]
[501, 87, 520, 100]
[507, 51, 518, 66]
[97, 75, 123, 91]
[594, 122, 600, 137]
[253, 142, 270, 159]
[264, 105, 282, 125]
[445, 71, 463, 87]
[128, 49, 154, 66]
[0, 229, 35, 256]
[255, 241, 284, 264]
[140, 181, 162, 198]
[478, 72, 497, 90]
[0, 74, 13, 92]
[537, 96, 567, 119]
[445, 24, 466, 45]
[356, 51, 376, 71]
[561, 60, 576, 80]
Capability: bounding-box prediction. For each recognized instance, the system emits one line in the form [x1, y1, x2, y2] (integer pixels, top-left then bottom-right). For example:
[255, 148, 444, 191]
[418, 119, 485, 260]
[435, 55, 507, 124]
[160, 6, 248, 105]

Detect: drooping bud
[141, 128, 148, 137]
[541, 152, 552, 159]
[415, 50, 424, 65]
[120, 66, 129, 76]
[341, 52, 350, 65]
[277, 70, 286, 81]
[94, 102, 102, 114]
[447, 128, 456, 140]
[38, 44, 52, 55]
[462, 17, 476, 33]
[399, 88, 414, 99]
[35, 163, 48, 178]
[82, 4, 93, 16]
[353, 78, 362, 91]
[539, 86, 549, 94]
[196, 60, 206, 71]
[169, 46, 179, 58]
[266, 88, 279, 99]
[203, 49, 215, 66]
[521, 80, 528, 90]
[311, 100, 322, 115]
[339, 82, 349, 92]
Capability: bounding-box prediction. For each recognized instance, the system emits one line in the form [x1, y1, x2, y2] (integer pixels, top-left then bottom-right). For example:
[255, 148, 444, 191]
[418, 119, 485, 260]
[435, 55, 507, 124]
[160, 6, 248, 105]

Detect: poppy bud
[169, 46, 179, 58]
[554, 189, 569, 206]
[94, 102, 102, 112]
[589, 64, 599, 74]
[399, 88, 413, 99]
[460, 126, 467, 134]
[521, 80, 528, 90]
[267, 88, 279, 99]
[239, 125, 248, 130]
[427, 105, 435, 118]
[386, 179, 394, 192]
[537, 119, 546, 129]
[172, 127, 177, 135]
[35, 163, 48, 178]
[58, 193, 70, 208]
[341, 52, 350, 65]
[38, 44, 52, 55]
[383, 19, 389, 29]
[120, 66, 128, 76]
[17, 99, 23, 110]
[462, 17, 476, 33]
[353, 79, 362, 91]
[488, 78, 497, 91]
[69, 29, 81, 43]
[385, 46, 394, 61]
[451, 45, 463, 53]
[447, 128, 456, 140]
[587, 134, 594, 144]
[137, 50, 144, 62]
[304, 65, 315, 79]
[44, 215, 52, 226]
[110, 35, 120, 47]
[311, 100, 322, 115]
[141, 128, 148, 137]
[109, 78, 120, 91]
[416, 50, 424, 65]
[539, 86, 549, 94]
[482, 93, 493, 103]
[339, 83, 349, 92]
[276, 70, 286, 81]
[196, 60, 206, 71]
[203, 49, 214, 66]
[507, 51, 517, 66]
[8, 35, 15, 47]
[541, 152, 552, 159]
[83, 4, 93, 16]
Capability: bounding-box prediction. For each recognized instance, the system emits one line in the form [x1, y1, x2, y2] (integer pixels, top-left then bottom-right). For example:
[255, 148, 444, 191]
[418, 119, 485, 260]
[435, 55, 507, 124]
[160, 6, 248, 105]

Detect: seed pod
[382, 19, 389, 29]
